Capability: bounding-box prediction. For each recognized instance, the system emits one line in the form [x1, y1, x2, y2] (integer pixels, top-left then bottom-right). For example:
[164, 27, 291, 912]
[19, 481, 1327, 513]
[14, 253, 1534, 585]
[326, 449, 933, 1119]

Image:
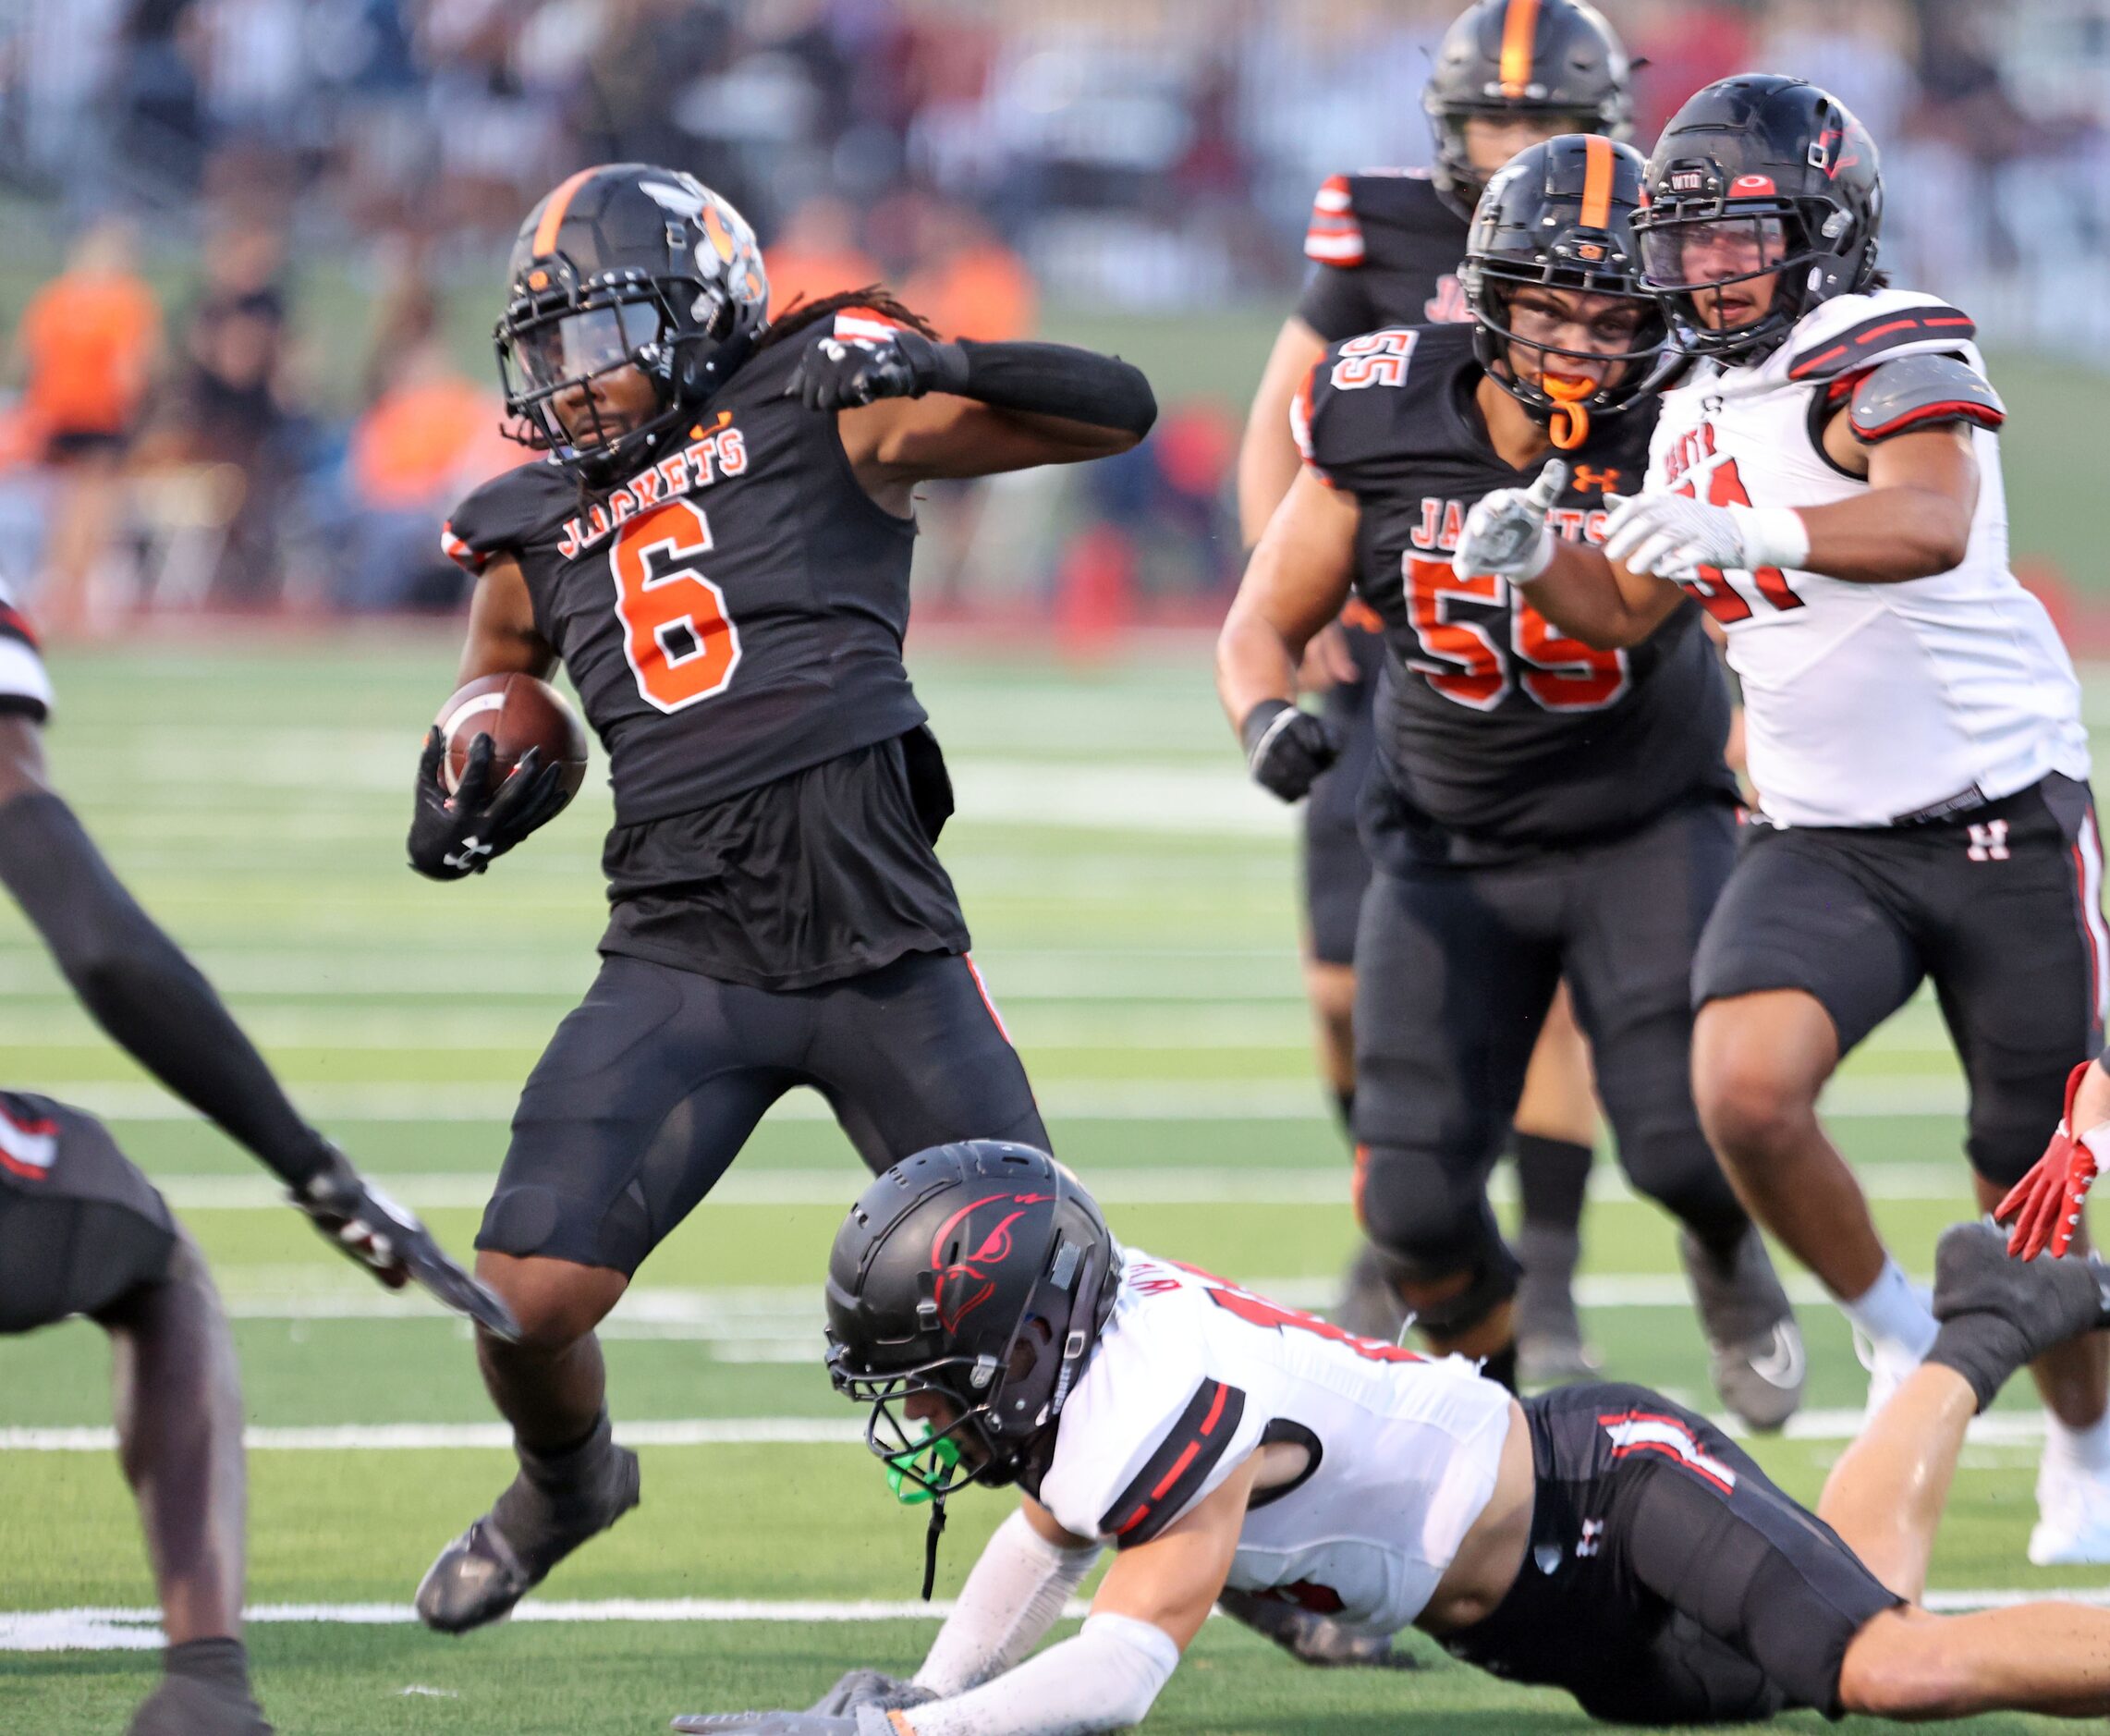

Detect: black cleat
[417, 1420, 640, 1634]
[1679, 1228, 1804, 1432]
[1927, 1222, 2110, 1412]
[1215, 1587, 1421, 1669]
[127, 1673, 273, 1736]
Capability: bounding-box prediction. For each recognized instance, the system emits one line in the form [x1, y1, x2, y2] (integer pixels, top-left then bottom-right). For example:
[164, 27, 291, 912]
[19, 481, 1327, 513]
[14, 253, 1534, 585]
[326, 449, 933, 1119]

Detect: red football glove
[1995, 1061, 2104, 1260]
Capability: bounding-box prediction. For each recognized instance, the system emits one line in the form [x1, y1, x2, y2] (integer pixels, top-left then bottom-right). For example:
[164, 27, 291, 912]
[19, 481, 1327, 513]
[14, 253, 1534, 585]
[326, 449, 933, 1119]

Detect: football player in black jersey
[1237, 0, 1633, 1382]
[406, 165, 1155, 1633]
[0, 581, 506, 1734]
[1219, 136, 1802, 1433]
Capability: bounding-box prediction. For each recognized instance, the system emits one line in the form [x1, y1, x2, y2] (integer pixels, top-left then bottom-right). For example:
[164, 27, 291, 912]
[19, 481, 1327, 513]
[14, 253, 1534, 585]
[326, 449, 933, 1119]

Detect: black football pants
[1352, 800, 1750, 1314]
[478, 950, 1048, 1274]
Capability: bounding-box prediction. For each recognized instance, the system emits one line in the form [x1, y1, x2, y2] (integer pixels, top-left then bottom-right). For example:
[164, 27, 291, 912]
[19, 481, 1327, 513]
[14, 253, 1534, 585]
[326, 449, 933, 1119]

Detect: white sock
[2046, 1410, 2110, 1475]
[1841, 1257, 1938, 1361]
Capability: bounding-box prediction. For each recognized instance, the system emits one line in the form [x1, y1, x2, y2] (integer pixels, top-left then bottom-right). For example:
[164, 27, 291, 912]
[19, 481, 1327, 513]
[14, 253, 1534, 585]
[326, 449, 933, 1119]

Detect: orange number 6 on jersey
[611, 499, 740, 712]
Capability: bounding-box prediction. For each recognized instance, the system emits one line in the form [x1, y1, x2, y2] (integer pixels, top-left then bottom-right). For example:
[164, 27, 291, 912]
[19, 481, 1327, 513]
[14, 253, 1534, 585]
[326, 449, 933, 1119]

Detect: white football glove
[1602, 492, 1810, 580]
[1452, 459, 1567, 581]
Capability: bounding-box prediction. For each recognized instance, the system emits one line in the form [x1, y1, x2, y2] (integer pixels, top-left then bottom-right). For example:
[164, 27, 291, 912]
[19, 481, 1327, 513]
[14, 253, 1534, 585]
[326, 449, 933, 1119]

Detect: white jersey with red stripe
[1643, 287, 2089, 828]
[1036, 1250, 1513, 1637]
[0, 577, 53, 721]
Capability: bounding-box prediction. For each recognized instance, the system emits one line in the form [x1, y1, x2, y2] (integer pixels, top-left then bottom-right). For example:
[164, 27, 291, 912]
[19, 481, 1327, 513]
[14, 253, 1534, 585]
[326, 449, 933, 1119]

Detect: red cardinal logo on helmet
[928, 1193, 1054, 1333]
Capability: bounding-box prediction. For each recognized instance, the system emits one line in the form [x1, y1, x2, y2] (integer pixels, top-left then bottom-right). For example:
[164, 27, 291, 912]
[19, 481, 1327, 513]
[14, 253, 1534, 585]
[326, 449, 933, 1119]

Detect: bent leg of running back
[1353, 860, 1561, 1381]
[1564, 802, 1800, 1428]
[805, 951, 1050, 1171]
[421, 956, 802, 1632]
[1690, 834, 1934, 1397]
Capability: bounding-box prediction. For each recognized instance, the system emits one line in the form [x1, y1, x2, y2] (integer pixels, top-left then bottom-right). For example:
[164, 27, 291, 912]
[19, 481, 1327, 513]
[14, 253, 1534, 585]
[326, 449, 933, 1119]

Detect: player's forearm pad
[931, 338, 1157, 438]
[0, 791, 334, 1186]
[905, 1613, 1179, 1736]
[913, 1509, 1102, 1696]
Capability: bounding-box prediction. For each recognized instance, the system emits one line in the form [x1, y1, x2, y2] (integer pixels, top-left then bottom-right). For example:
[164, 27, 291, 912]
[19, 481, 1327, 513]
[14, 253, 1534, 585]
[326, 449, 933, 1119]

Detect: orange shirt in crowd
[764, 244, 884, 317]
[17, 271, 162, 438]
[351, 373, 495, 510]
[903, 242, 1038, 341]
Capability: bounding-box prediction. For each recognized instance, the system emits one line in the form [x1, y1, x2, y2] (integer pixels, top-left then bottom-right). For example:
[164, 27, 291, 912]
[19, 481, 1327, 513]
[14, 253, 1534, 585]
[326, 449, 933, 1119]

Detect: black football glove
[806, 1670, 937, 1718]
[1241, 699, 1341, 804]
[785, 327, 955, 412]
[407, 727, 567, 881]
[290, 1147, 519, 1339]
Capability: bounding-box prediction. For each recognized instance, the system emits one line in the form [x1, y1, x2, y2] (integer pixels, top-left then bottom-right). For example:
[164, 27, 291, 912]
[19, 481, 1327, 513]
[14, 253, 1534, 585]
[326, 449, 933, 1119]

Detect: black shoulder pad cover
[1786, 303, 1977, 384]
[1848, 352, 2006, 442]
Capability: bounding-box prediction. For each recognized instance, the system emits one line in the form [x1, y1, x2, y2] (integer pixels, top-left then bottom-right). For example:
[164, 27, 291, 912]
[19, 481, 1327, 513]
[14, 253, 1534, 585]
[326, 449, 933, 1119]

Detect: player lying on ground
[673, 1142, 2110, 1735]
[1453, 74, 2110, 1562]
[405, 164, 1155, 1636]
[0, 585, 507, 1735]
[1235, 0, 1637, 1394]
[1217, 135, 1799, 1430]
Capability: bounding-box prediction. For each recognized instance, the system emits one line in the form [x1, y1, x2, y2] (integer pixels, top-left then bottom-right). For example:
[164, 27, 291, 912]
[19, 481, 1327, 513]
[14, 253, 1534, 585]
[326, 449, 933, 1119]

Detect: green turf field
[3, 638, 2107, 1734]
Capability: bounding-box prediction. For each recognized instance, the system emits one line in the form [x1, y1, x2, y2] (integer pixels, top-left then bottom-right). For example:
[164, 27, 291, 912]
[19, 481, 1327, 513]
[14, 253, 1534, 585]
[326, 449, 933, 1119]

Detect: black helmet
[494, 163, 769, 476]
[1424, 0, 1633, 219]
[826, 1143, 1120, 1592]
[1462, 133, 1670, 449]
[1633, 75, 1883, 363]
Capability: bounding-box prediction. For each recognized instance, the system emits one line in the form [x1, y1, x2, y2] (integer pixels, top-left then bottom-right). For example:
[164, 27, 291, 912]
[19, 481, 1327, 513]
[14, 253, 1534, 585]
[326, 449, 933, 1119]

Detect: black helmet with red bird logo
[827, 1142, 1120, 1495]
[1423, 0, 1634, 219]
[1633, 76, 1884, 362]
[494, 163, 769, 475]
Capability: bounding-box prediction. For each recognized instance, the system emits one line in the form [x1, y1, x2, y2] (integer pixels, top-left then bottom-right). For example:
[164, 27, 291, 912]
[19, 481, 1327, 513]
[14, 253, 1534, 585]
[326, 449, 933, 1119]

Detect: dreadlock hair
[756, 286, 939, 350]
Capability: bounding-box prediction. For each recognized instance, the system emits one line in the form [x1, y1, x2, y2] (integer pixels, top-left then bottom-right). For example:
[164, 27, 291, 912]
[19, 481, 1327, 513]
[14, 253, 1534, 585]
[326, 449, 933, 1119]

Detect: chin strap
[921, 1496, 947, 1601]
[1543, 374, 1593, 450]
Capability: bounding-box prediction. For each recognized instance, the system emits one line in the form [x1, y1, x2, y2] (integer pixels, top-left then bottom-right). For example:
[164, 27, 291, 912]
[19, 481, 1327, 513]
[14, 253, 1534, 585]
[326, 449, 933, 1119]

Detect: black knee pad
[1356, 1149, 1519, 1338]
[1616, 1129, 1750, 1251]
[1965, 1067, 2075, 1190]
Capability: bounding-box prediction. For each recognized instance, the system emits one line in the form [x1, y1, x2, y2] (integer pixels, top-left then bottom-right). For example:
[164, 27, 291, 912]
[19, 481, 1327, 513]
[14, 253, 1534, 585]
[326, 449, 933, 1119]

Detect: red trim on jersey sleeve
[1304, 174, 1367, 268]
[0, 603, 41, 653]
[1786, 304, 1977, 381]
[1098, 1378, 1247, 1547]
[833, 307, 909, 343]
[1289, 363, 1338, 489]
[440, 523, 489, 576]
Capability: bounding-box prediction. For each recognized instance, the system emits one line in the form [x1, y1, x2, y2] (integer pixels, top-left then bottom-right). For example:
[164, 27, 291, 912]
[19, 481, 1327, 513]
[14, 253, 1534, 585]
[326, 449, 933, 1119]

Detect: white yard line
[5, 1584, 2097, 1652]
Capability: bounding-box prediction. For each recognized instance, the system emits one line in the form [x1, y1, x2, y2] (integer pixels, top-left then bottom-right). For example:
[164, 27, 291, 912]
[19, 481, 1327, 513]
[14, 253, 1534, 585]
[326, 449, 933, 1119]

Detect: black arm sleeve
[0, 791, 334, 1186]
[921, 336, 1157, 438]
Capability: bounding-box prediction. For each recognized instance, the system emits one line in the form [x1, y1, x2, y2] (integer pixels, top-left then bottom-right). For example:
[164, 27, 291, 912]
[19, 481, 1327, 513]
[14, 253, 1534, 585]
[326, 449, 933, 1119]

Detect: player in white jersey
[671, 1141, 2110, 1733]
[1450, 74, 2110, 1565]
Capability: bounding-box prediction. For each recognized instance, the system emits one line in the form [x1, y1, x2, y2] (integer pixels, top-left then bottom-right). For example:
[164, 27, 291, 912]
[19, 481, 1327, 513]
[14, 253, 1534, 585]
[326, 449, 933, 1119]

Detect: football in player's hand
[434, 673, 590, 802]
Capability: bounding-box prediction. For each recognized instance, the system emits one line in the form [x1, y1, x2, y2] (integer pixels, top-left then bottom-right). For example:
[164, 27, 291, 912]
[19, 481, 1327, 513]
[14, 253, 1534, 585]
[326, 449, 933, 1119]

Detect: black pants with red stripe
[1443, 1383, 1898, 1724]
[1692, 773, 2104, 1186]
[478, 950, 1046, 1274]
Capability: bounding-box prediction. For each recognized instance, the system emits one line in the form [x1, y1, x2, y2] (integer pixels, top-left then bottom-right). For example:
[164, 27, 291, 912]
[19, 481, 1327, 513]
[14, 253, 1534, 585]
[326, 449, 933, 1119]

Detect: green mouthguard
[884, 1425, 962, 1505]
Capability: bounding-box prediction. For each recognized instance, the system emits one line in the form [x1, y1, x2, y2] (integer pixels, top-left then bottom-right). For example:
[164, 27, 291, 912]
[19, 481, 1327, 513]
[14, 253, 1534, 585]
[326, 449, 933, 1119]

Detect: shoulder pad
[1786, 298, 1977, 384]
[1848, 351, 2005, 442]
[1299, 326, 1444, 483]
[441, 460, 571, 574]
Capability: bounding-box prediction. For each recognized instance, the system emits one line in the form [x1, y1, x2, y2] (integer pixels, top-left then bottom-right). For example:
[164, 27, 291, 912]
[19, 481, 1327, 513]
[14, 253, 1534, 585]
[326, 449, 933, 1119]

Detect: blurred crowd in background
[0, 0, 2105, 629]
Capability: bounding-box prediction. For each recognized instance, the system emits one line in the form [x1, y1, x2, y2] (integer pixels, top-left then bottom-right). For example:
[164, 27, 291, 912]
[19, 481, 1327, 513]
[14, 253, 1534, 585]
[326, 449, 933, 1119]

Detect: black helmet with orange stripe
[495, 164, 769, 474]
[1463, 135, 1670, 449]
[1633, 76, 1884, 363]
[1424, 0, 1634, 220]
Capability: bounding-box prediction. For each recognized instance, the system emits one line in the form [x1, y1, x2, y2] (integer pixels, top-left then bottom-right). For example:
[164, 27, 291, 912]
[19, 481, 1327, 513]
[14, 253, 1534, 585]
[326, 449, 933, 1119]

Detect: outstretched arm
[0, 714, 513, 1331]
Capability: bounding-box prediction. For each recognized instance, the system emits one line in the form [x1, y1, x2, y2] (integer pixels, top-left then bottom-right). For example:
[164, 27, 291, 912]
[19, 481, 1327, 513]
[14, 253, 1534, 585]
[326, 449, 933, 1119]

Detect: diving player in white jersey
[1451, 75, 2110, 1564]
[671, 1141, 2110, 1732]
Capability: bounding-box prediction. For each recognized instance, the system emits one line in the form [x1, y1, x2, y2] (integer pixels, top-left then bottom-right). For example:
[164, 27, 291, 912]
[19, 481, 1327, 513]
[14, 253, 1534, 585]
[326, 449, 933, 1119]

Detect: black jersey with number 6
[443, 312, 928, 830]
[1296, 322, 1735, 865]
